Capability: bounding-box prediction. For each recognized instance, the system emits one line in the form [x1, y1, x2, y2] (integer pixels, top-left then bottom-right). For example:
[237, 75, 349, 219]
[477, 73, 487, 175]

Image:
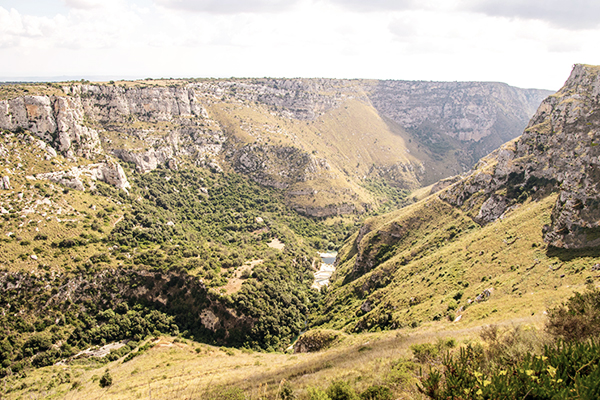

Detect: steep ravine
[440, 64, 600, 249]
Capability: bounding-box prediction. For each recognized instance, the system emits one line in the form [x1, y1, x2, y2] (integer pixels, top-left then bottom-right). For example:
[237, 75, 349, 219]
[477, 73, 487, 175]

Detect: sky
[1, 0, 600, 90]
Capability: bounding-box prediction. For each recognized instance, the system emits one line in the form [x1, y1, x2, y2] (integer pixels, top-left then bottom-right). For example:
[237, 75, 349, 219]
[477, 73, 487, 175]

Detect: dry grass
[0, 83, 67, 101]
[7, 318, 538, 400]
[222, 259, 262, 295]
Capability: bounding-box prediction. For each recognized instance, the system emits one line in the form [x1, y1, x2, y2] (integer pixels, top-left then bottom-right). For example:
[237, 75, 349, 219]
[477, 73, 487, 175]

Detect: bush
[279, 380, 295, 400]
[203, 385, 245, 400]
[385, 358, 417, 387]
[360, 385, 393, 400]
[410, 343, 440, 363]
[307, 387, 330, 400]
[480, 324, 548, 368]
[99, 369, 112, 388]
[294, 330, 341, 353]
[327, 381, 359, 400]
[546, 287, 600, 342]
[419, 339, 600, 399]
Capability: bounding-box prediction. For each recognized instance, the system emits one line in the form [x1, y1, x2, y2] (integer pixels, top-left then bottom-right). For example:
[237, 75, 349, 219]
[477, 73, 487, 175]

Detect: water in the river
[312, 252, 337, 290]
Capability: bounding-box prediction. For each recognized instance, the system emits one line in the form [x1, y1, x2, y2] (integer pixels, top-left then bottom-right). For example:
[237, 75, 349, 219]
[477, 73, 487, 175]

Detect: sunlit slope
[317, 193, 599, 332]
[207, 95, 425, 214]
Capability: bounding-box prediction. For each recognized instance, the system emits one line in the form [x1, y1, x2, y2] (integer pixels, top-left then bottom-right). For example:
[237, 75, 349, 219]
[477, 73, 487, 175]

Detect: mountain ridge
[0, 78, 551, 217]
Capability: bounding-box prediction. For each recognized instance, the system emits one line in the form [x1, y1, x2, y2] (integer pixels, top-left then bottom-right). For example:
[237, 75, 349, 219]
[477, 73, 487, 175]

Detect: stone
[36, 160, 131, 193]
[360, 300, 373, 313]
[1, 176, 10, 190]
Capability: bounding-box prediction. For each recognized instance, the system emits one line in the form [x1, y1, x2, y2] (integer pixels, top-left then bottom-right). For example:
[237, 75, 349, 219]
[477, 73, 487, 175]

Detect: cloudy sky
[1, 0, 599, 90]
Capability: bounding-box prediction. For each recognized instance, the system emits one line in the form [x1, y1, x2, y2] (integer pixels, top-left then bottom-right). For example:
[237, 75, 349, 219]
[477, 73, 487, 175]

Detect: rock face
[1, 175, 10, 190]
[439, 64, 600, 249]
[192, 78, 356, 120]
[0, 77, 551, 216]
[0, 95, 103, 159]
[231, 144, 333, 190]
[369, 80, 552, 168]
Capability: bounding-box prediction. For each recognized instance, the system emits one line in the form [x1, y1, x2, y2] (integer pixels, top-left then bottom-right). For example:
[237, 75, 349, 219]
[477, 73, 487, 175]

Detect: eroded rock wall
[439, 64, 600, 249]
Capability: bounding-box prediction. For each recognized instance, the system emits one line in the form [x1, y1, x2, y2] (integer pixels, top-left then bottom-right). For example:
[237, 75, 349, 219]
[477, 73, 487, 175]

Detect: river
[312, 252, 337, 290]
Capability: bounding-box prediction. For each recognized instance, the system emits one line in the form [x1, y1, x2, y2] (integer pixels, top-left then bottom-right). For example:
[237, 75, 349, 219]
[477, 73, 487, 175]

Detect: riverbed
[312, 252, 337, 290]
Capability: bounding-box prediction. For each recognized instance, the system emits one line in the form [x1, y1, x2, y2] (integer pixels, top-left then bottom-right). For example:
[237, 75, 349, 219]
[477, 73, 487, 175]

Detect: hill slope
[319, 64, 600, 333]
[0, 75, 552, 383]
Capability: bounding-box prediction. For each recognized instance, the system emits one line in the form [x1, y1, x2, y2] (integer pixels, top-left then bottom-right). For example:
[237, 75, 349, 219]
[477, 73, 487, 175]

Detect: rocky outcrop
[193, 78, 363, 120]
[370, 81, 550, 142]
[1, 175, 10, 190]
[0, 95, 103, 159]
[0, 77, 551, 216]
[231, 144, 334, 189]
[36, 161, 130, 192]
[294, 202, 356, 218]
[439, 64, 600, 249]
[71, 84, 207, 121]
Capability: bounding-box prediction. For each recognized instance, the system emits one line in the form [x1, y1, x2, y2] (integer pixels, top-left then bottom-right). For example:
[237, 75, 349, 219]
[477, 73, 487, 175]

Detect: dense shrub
[418, 289, 600, 399]
[307, 388, 331, 400]
[99, 369, 112, 388]
[360, 385, 393, 400]
[410, 338, 455, 364]
[419, 340, 600, 399]
[294, 330, 341, 353]
[546, 287, 600, 342]
[327, 381, 359, 400]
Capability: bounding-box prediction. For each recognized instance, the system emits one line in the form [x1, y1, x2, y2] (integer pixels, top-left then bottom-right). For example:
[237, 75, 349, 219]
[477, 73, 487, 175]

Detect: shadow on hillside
[546, 245, 600, 261]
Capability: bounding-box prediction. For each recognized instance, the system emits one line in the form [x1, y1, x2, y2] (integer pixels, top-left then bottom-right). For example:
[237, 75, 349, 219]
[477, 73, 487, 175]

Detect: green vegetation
[0, 74, 595, 399]
[0, 162, 361, 376]
[418, 288, 600, 399]
[316, 193, 600, 334]
[99, 369, 112, 388]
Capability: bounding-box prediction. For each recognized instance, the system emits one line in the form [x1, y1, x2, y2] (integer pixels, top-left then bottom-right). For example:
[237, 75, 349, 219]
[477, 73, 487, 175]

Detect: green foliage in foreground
[546, 287, 600, 342]
[420, 340, 600, 400]
[301, 382, 395, 400]
[419, 288, 600, 399]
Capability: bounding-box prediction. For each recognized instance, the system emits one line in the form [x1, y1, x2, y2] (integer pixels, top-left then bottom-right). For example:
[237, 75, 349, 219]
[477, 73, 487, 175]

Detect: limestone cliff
[439, 64, 600, 249]
[369, 80, 552, 173]
[0, 94, 103, 159]
[0, 77, 550, 216]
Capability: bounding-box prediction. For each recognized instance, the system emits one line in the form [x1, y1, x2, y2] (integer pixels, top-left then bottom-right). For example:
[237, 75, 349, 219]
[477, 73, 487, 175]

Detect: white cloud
[327, 0, 416, 12]
[62, 0, 104, 9]
[155, 0, 301, 14]
[462, 0, 600, 30]
[1, 0, 599, 90]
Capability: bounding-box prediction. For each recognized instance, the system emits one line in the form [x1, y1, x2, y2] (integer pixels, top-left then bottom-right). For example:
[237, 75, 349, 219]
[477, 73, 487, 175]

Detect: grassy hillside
[0, 128, 370, 378]
[316, 193, 600, 333]
[0, 323, 487, 399]
[207, 95, 423, 212]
